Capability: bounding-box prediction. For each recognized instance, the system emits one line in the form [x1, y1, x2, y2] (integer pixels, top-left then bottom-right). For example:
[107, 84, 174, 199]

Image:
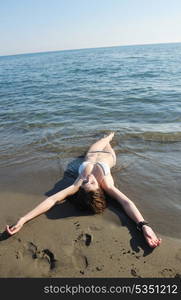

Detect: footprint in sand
[16, 241, 57, 272]
[75, 233, 92, 247]
[74, 221, 80, 230]
[72, 247, 89, 272]
[28, 242, 57, 270]
[161, 268, 175, 278]
[72, 232, 93, 273]
[131, 267, 141, 278]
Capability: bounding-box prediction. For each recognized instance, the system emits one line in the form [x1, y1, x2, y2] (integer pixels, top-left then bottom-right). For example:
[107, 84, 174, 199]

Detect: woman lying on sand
[6, 132, 161, 248]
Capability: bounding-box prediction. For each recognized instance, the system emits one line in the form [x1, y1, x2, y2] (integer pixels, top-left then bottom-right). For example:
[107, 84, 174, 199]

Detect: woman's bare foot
[106, 132, 115, 141]
[142, 225, 162, 248]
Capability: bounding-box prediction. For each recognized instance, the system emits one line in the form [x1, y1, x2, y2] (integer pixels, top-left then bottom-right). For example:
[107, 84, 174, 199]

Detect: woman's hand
[73, 175, 84, 189]
[6, 218, 25, 235]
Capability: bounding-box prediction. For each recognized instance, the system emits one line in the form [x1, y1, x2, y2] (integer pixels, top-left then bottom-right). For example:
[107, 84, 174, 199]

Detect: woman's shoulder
[100, 173, 115, 190]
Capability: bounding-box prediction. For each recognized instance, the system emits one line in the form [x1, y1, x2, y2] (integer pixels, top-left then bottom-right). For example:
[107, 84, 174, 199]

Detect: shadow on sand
[108, 203, 153, 257]
[45, 155, 94, 219]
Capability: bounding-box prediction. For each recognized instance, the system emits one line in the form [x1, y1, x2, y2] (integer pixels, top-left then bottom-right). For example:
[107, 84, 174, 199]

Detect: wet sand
[0, 159, 181, 278]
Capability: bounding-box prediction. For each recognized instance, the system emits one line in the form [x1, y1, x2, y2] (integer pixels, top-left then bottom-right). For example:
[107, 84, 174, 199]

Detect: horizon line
[1, 41, 181, 58]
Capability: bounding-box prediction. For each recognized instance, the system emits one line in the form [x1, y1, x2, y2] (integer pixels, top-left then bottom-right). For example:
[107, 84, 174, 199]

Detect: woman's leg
[103, 142, 116, 166]
[87, 132, 114, 153]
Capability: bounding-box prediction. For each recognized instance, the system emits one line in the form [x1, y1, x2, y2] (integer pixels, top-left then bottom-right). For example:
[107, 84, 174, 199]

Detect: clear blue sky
[1, 0, 181, 56]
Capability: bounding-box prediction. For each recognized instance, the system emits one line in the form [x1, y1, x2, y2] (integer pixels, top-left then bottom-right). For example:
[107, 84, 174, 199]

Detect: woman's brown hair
[74, 187, 107, 214]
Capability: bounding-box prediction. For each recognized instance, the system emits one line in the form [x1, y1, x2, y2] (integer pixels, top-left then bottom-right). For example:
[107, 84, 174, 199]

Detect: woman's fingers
[6, 225, 14, 235]
[6, 224, 20, 235]
[74, 176, 84, 187]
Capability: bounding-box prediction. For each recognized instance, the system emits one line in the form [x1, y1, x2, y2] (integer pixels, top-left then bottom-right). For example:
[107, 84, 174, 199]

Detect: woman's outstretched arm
[101, 176, 161, 248]
[6, 176, 83, 235]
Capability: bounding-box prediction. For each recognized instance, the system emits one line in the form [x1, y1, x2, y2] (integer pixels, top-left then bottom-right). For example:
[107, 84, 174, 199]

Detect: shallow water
[0, 43, 181, 238]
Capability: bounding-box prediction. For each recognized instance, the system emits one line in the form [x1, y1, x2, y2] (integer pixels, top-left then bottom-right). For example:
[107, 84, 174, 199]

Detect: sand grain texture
[0, 208, 181, 278]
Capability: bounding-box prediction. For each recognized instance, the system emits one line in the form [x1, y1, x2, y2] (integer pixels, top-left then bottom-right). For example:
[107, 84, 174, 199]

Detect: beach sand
[0, 159, 181, 278]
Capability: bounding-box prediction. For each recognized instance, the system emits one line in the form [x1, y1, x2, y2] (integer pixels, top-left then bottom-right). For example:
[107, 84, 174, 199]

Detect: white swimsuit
[78, 161, 110, 176]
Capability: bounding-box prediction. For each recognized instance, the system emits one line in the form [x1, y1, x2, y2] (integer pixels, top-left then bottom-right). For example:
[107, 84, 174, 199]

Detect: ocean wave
[122, 131, 181, 142]
[129, 71, 159, 78]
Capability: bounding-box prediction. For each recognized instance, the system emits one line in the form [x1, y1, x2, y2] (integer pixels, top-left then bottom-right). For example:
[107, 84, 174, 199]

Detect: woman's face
[81, 174, 99, 192]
